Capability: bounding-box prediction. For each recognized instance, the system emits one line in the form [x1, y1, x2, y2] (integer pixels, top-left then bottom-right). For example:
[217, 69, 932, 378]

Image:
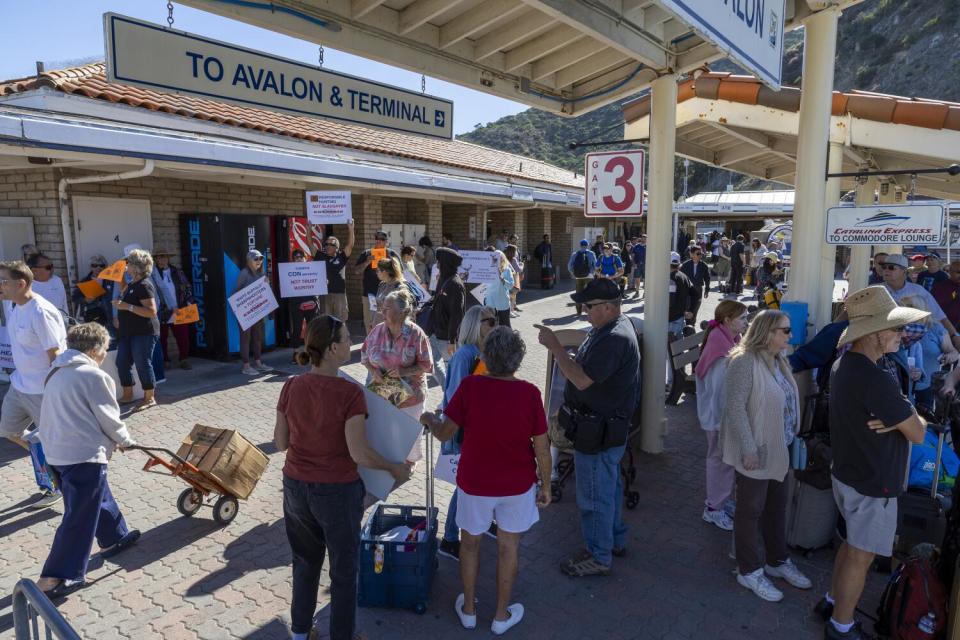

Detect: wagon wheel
[177, 488, 203, 517]
[213, 495, 239, 525]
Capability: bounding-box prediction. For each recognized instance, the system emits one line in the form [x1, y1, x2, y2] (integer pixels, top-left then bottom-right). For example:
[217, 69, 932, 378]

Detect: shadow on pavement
[0, 440, 26, 469]
[85, 515, 224, 576]
[186, 520, 288, 596]
[0, 508, 58, 539]
[241, 618, 290, 639]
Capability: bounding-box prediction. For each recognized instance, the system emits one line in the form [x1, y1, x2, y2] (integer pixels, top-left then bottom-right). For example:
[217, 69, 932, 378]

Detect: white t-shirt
[9, 296, 67, 395]
[31, 277, 69, 318]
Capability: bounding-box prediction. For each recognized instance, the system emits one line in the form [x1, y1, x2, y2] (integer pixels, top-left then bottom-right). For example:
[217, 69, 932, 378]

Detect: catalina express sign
[825, 204, 946, 245]
[104, 13, 453, 139]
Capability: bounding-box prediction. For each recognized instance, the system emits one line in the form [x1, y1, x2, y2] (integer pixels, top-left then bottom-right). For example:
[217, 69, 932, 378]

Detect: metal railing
[12, 580, 81, 640]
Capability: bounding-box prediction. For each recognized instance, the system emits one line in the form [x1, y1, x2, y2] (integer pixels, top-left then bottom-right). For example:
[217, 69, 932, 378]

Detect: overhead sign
[585, 150, 645, 218]
[228, 277, 279, 331]
[825, 204, 945, 245]
[104, 13, 454, 139]
[659, 0, 786, 89]
[278, 261, 328, 299]
[305, 191, 352, 225]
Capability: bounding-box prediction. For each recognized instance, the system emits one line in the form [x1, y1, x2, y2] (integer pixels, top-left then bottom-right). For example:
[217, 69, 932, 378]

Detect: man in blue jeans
[536, 278, 640, 577]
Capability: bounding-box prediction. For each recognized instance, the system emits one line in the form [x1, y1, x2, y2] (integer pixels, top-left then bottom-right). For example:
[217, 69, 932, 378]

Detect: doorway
[73, 196, 153, 267]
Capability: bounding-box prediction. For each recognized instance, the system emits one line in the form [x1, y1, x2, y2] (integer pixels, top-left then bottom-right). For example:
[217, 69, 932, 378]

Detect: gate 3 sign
[104, 13, 453, 139]
[825, 204, 946, 245]
[585, 150, 645, 217]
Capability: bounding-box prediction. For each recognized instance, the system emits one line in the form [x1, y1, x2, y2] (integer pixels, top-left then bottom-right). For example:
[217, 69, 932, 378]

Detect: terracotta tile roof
[622, 72, 960, 133]
[0, 63, 581, 189]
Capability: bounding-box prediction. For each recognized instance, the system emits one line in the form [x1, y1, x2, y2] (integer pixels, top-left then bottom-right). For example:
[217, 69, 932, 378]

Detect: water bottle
[918, 612, 936, 634]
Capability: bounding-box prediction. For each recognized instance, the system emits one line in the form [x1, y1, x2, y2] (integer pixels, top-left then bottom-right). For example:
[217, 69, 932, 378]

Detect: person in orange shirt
[434, 305, 497, 561]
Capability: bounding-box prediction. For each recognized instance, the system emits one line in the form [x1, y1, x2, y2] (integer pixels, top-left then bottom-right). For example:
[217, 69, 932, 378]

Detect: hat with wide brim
[152, 247, 173, 257]
[838, 285, 931, 346]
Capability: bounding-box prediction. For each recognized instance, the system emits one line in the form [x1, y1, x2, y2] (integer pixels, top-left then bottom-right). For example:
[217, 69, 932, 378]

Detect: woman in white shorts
[421, 327, 552, 636]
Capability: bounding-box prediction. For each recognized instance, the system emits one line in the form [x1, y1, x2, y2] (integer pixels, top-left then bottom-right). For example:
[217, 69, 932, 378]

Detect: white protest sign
[434, 453, 459, 486]
[458, 250, 501, 284]
[659, 0, 786, 89]
[228, 278, 279, 331]
[428, 268, 439, 292]
[825, 205, 945, 245]
[277, 261, 328, 298]
[470, 283, 488, 303]
[305, 191, 352, 225]
[0, 323, 13, 369]
[338, 372, 422, 501]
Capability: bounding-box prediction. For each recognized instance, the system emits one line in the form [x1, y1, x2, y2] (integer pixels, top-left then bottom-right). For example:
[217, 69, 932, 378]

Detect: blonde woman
[721, 310, 811, 602]
[483, 250, 515, 328]
[112, 249, 159, 411]
[901, 295, 959, 408]
[373, 257, 408, 326]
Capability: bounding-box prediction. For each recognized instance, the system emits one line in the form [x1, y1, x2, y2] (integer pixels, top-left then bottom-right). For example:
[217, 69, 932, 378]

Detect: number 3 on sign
[584, 150, 646, 217]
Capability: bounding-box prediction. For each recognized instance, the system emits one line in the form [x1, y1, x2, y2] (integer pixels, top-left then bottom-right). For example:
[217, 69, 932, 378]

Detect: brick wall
[441, 203, 482, 251]
[0, 169, 62, 266]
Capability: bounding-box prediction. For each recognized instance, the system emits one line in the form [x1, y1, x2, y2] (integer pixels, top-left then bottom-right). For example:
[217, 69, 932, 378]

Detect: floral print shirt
[361, 321, 433, 407]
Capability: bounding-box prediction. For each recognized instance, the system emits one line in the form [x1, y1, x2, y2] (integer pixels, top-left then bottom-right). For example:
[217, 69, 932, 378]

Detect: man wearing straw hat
[816, 286, 928, 640]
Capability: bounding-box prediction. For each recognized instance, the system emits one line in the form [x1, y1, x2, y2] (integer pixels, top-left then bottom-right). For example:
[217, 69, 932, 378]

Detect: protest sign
[0, 323, 12, 369]
[278, 261, 328, 299]
[99, 259, 127, 282]
[228, 278, 279, 331]
[470, 283, 488, 303]
[305, 190, 352, 225]
[435, 454, 459, 486]
[338, 372, 421, 500]
[173, 304, 200, 325]
[368, 247, 387, 269]
[77, 279, 107, 299]
[458, 250, 501, 284]
[428, 268, 439, 292]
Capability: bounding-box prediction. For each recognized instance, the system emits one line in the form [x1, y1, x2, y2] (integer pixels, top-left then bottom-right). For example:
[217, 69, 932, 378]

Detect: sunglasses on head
[328, 316, 343, 343]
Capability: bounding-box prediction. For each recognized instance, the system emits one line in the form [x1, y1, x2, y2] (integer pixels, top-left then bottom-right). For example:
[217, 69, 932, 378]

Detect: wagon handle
[127, 445, 191, 467]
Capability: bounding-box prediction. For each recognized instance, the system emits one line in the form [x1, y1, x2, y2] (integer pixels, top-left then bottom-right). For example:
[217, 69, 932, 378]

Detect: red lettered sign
[585, 150, 645, 217]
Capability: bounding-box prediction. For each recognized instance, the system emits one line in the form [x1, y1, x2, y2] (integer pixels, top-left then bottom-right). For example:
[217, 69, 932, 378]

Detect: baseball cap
[885, 254, 908, 269]
[570, 277, 621, 304]
[247, 249, 264, 261]
[374, 231, 388, 240]
[670, 251, 681, 264]
[580, 239, 589, 246]
[910, 254, 926, 261]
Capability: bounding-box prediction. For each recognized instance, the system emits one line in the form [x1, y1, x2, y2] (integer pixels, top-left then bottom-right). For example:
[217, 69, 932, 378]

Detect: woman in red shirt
[420, 326, 552, 636]
[275, 315, 411, 640]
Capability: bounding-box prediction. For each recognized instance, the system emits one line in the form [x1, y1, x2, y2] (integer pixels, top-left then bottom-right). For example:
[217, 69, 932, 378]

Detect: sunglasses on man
[882, 264, 902, 271]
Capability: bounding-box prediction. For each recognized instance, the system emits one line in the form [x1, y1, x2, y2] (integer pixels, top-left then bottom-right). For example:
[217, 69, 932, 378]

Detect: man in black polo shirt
[728, 234, 746, 294]
[536, 278, 640, 578]
[351, 230, 399, 333]
[314, 219, 355, 322]
[680, 246, 711, 326]
[818, 286, 927, 640]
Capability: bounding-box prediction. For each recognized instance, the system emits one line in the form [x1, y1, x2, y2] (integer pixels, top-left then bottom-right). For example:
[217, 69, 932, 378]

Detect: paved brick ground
[0, 281, 883, 639]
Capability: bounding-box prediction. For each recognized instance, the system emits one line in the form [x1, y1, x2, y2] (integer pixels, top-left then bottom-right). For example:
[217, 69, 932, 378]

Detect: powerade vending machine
[273, 216, 324, 346]
[181, 213, 278, 360]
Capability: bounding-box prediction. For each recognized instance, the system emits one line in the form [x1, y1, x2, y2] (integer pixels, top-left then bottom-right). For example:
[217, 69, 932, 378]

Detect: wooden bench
[667, 330, 704, 405]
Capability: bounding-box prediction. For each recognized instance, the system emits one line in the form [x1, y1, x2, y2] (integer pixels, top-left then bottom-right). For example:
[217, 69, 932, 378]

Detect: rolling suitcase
[896, 422, 948, 556]
[786, 472, 838, 553]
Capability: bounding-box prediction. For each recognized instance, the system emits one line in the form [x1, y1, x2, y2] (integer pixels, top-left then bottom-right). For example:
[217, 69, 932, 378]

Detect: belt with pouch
[558, 404, 630, 454]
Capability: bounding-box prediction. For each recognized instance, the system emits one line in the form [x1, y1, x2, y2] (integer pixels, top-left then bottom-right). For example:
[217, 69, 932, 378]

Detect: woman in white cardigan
[695, 299, 748, 531]
[36, 322, 139, 598]
[721, 310, 811, 603]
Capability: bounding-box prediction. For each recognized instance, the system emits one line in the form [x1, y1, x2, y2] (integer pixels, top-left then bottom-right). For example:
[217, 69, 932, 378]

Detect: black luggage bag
[895, 420, 948, 556]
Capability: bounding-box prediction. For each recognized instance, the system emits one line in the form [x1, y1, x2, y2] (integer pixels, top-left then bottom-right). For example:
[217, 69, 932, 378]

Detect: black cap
[570, 278, 621, 304]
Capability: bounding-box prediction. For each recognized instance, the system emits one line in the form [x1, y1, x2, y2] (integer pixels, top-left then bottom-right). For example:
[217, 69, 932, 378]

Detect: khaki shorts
[0, 386, 43, 439]
[324, 293, 349, 323]
[832, 476, 898, 556]
[361, 295, 375, 331]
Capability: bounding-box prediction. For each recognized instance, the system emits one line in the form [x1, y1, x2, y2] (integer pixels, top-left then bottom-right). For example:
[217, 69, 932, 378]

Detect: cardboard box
[176, 425, 269, 500]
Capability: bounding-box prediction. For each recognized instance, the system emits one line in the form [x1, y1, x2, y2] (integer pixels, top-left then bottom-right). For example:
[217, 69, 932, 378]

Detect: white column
[847, 176, 878, 292]
[640, 74, 677, 455]
[817, 141, 844, 328]
[784, 6, 840, 337]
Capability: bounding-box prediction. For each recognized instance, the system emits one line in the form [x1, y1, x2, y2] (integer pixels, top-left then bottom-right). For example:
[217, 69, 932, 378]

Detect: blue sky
[1, 1, 529, 135]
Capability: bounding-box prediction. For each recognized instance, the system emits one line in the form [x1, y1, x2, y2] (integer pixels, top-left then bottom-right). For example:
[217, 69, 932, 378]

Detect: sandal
[101, 529, 141, 558]
[560, 550, 611, 577]
[133, 400, 157, 412]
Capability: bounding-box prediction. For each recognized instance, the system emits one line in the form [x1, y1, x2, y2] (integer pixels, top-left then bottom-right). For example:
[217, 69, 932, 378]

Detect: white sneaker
[241, 365, 259, 376]
[765, 558, 813, 590]
[254, 362, 272, 372]
[454, 593, 477, 630]
[702, 507, 734, 531]
[737, 568, 783, 602]
[491, 603, 524, 635]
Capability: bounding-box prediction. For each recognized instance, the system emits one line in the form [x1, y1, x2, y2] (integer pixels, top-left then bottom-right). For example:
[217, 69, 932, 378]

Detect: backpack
[876, 552, 947, 639]
[572, 250, 591, 278]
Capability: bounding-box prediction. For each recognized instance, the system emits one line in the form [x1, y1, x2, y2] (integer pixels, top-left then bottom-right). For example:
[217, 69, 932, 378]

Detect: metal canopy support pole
[640, 73, 677, 454]
[818, 142, 845, 328]
[783, 6, 839, 337]
[847, 176, 878, 291]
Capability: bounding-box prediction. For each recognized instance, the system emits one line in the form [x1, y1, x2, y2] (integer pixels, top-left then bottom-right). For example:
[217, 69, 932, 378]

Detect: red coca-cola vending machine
[274, 216, 324, 345]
